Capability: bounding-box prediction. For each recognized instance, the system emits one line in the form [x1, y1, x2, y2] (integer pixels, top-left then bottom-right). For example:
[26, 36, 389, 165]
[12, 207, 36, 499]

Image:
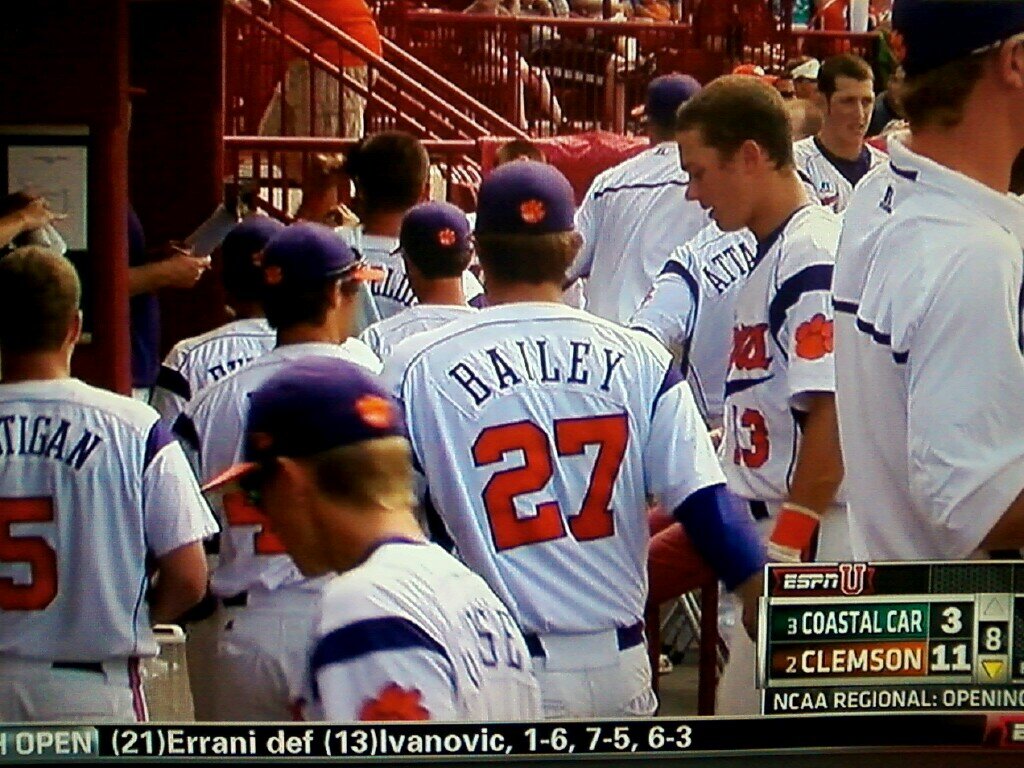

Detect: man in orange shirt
[263, 0, 382, 139]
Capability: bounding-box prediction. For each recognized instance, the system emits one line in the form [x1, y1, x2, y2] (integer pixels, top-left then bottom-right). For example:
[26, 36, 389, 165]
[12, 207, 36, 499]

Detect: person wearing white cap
[789, 57, 821, 103]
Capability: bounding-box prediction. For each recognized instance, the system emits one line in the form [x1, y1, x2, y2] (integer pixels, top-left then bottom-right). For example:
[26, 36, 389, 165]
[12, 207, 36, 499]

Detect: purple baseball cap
[893, 0, 1024, 77]
[202, 356, 405, 492]
[221, 216, 285, 297]
[260, 222, 384, 289]
[633, 74, 702, 126]
[398, 201, 472, 261]
[475, 161, 575, 236]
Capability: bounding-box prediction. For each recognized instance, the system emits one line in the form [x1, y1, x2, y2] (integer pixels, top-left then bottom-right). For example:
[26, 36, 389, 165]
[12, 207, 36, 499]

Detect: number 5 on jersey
[472, 414, 628, 551]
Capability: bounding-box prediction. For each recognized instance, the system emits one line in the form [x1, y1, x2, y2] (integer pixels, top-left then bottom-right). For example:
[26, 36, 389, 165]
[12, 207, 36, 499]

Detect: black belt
[749, 500, 770, 521]
[524, 621, 645, 658]
[52, 661, 104, 674]
[222, 591, 249, 607]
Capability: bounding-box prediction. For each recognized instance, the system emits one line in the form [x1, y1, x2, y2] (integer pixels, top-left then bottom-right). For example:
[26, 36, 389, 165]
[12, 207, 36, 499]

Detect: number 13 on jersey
[472, 413, 628, 551]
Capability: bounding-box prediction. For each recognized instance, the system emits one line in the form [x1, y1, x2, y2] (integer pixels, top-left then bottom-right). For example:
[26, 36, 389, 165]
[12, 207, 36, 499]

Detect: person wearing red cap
[568, 74, 709, 324]
[833, 0, 1024, 561]
[383, 161, 765, 718]
[175, 223, 384, 721]
[202, 357, 542, 721]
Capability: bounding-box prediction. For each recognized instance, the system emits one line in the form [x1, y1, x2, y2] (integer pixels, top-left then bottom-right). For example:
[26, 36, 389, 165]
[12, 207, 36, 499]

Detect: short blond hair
[308, 436, 415, 513]
[0, 246, 80, 353]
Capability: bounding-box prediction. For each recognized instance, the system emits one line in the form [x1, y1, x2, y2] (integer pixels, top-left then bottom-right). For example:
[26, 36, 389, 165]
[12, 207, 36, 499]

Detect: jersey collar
[356, 535, 428, 568]
[888, 134, 1024, 246]
[752, 203, 813, 268]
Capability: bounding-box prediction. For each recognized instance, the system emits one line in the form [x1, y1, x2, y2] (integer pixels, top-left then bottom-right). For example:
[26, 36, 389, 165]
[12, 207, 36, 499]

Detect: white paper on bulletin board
[7, 145, 88, 250]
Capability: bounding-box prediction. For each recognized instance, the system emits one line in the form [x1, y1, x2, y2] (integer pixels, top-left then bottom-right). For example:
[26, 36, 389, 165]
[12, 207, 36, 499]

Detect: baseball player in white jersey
[567, 75, 709, 323]
[383, 161, 766, 718]
[359, 202, 477, 361]
[204, 357, 542, 721]
[676, 76, 849, 714]
[337, 132, 483, 320]
[629, 221, 757, 430]
[792, 54, 886, 213]
[0, 247, 217, 722]
[151, 217, 283, 425]
[175, 223, 383, 721]
[833, 0, 1024, 561]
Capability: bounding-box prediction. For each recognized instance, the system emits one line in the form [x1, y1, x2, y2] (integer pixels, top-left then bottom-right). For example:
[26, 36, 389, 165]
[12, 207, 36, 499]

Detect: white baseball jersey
[301, 539, 541, 721]
[150, 317, 276, 426]
[793, 136, 886, 213]
[629, 222, 757, 428]
[721, 204, 841, 504]
[0, 379, 218, 661]
[833, 135, 1024, 560]
[336, 227, 484, 320]
[359, 305, 477, 361]
[569, 142, 709, 323]
[178, 341, 381, 598]
[383, 302, 724, 636]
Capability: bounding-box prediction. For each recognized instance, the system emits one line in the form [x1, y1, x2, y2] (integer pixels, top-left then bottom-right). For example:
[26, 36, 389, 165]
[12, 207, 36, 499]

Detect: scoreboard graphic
[757, 561, 1024, 715]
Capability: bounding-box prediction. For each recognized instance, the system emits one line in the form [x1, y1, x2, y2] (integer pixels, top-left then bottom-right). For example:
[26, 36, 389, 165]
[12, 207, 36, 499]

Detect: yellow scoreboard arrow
[982, 660, 1004, 679]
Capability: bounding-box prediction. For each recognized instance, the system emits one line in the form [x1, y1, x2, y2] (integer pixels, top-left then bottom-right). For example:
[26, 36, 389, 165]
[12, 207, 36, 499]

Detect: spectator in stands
[295, 153, 360, 227]
[774, 72, 797, 100]
[495, 138, 546, 164]
[785, 97, 824, 141]
[464, 0, 565, 130]
[263, 0, 382, 140]
[867, 65, 904, 136]
[789, 56, 822, 103]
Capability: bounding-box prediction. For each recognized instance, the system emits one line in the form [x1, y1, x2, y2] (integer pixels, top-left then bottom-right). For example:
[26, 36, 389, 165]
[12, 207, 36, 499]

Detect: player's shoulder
[163, 318, 273, 369]
[186, 348, 277, 416]
[865, 141, 888, 165]
[588, 142, 683, 198]
[777, 204, 842, 274]
[5, 378, 161, 435]
[792, 136, 818, 163]
[339, 337, 384, 374]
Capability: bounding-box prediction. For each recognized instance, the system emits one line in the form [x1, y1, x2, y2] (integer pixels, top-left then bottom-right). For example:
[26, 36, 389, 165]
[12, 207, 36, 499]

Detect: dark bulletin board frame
[0, 125, 93, 341]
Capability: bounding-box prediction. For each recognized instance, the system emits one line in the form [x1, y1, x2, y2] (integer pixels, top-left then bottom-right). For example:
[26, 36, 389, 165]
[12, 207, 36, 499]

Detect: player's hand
[158, 247, 212, 289]
[735, 572, 763, 642]
[767, 502, 821, 563]
[17, 196, 66, 233]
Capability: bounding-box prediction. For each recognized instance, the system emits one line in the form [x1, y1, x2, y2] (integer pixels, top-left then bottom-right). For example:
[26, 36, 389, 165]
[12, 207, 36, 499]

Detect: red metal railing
[224, 135, 482, 220]
[399, 12, 693, 135]
[224, 0, 524, 141]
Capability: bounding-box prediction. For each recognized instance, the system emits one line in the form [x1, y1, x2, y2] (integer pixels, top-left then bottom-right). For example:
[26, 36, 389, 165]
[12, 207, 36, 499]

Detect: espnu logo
[772, 563, 875, 597]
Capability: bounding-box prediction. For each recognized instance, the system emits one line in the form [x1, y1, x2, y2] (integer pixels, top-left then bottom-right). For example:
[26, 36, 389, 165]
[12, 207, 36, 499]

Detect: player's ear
[738, 140, 762, 171]
[998, 35, 1024, 91]
[67, 310, 83, 349]
[566, 231, 584, 262]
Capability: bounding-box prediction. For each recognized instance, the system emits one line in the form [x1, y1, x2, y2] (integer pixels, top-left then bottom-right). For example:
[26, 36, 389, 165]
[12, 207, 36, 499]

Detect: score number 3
[472, 414, 628, 551]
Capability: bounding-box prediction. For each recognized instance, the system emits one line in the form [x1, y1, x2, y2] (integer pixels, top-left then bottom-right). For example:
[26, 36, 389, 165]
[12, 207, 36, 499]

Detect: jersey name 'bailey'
[446, 336, 628, 410]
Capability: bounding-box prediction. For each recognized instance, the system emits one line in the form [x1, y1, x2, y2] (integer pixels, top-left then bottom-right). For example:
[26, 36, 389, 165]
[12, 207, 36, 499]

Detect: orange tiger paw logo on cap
[358, 683, 430, 721]
[264, 265, 283, 286]
[437, 228, 457, 247]
[520, 199, 546, 225]
[356, 394, 394, 429]
[795, 313, 834, 360]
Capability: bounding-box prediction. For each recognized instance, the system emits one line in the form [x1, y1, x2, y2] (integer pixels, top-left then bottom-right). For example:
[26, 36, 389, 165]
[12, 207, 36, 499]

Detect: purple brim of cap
[202, 462, 260, 493]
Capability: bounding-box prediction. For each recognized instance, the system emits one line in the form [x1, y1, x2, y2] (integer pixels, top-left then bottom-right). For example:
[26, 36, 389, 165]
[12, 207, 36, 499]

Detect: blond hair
[308, 436, 415, 513]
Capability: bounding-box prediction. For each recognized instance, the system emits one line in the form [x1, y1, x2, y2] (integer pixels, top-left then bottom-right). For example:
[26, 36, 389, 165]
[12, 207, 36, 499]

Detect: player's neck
[228, 302, 264, 321]
[326, 508, 426, 573]
[360, 210, 405, 238]
[907, 119, 1017, 195]
[276, 323, 346, 348]
[484, 281, 564, 306]
[816, 127, 863, 162]
[747, 172, 811, 242]
[0, 351, 72, 383]
[415, 279, 467, 307]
